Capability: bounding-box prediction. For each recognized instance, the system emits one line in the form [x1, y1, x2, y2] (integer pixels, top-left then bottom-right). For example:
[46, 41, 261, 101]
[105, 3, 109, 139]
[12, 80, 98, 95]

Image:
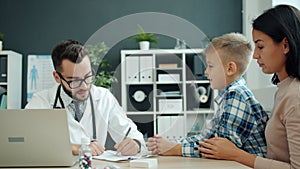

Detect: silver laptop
[0, 109, 78, 167]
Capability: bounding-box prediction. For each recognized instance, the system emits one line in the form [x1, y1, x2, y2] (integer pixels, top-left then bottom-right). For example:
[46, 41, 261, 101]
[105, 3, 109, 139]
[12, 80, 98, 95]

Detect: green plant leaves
[0, 32, 4, 41]
[131, 25, 158, 46]
[86, 42, 117, 91]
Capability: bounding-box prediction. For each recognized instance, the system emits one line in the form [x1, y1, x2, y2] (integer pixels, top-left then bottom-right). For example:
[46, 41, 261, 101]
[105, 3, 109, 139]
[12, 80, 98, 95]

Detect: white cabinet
[0, 50, 22, 109]
[121, 49, 214, 139]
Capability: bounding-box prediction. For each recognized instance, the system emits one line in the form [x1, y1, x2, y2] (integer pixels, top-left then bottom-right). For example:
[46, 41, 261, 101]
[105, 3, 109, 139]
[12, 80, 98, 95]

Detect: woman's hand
[197, 137, 256, 168]
[197, 137, 241, 160]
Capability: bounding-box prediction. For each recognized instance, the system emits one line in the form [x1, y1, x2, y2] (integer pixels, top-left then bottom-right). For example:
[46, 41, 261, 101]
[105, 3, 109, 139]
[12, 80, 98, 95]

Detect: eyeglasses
[57, 71, 95, 89]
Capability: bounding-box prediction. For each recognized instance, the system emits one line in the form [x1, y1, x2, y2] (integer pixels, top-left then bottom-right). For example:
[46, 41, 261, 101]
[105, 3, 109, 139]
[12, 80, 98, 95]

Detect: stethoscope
[53, 85, 97, 140]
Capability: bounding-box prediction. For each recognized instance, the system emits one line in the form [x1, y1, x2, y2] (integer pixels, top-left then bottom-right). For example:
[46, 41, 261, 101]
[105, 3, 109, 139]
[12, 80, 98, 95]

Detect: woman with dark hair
[197, 5, 300, 169]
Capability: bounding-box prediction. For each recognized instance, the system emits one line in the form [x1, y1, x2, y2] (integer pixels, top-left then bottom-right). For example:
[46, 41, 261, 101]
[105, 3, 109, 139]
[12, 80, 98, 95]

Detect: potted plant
[86, 42, 117, 91]
[132, 25, 158, 50]
[0, 32, 4, 51]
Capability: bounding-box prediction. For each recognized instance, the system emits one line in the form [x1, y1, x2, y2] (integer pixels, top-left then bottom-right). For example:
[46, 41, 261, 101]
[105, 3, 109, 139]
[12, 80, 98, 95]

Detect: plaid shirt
[181, 77, 269, 157]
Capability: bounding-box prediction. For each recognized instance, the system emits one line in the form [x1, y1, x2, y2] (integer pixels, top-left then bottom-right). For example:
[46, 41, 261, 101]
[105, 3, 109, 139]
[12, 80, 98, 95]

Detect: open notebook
[93, 150, 154, 162]
[0, 109, 77, 167]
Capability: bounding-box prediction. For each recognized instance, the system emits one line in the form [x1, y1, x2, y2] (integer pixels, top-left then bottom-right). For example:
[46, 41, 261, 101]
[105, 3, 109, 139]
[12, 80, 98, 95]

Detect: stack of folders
[0, 86, 7, 109]
[125, 56, 153, 83]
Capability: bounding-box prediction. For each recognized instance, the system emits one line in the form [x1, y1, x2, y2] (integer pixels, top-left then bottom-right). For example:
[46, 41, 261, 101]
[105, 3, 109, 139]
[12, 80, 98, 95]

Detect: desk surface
[91, 156, 250, 169]
[1, 156, 250, 169]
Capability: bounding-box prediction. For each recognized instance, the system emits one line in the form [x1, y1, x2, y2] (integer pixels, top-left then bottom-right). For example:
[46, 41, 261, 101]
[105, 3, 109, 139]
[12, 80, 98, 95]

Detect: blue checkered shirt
[181, 77, 269, 157]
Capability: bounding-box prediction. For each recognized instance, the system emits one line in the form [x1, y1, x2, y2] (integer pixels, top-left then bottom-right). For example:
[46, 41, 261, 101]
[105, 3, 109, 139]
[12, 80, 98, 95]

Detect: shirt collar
[60, 85, 73, 106]
[214, 77, 246, 105]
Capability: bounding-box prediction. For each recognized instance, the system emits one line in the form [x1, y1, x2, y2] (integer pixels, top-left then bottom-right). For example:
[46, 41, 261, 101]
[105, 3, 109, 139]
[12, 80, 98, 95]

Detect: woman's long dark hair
[252, 5, 300, 84]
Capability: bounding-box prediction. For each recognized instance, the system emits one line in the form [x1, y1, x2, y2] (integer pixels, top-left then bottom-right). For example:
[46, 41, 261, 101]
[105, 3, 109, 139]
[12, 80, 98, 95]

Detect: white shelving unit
[121, 49, 214, 139]
[0, 50, 22, 109]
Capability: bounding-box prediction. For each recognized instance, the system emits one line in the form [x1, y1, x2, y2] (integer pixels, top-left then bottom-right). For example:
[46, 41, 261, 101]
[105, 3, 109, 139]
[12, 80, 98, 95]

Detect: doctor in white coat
[26, 40, 146, 156]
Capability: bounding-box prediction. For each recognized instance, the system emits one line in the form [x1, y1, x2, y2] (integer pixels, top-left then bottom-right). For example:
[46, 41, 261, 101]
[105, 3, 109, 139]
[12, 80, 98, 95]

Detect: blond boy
[147, 33, 269, 157]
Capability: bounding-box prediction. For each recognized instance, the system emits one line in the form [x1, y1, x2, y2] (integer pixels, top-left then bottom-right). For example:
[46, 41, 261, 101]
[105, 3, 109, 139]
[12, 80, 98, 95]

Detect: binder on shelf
[158, 63, 178, 69]
[125, 56, 139, 83]
[157, 116, 184, 140]
[0, 56, 7, 82]
[0, 86, 6, 96]
[158, 74, 180, 83]
[171, 116, 184, 139]
[0, 85, 7, 109]
[159, 99, 182, 113]
[139, 56, 153, 83]
[194, 55, 206, 80]
[157, 116, 171, 138]
[0, 94, 7, 109]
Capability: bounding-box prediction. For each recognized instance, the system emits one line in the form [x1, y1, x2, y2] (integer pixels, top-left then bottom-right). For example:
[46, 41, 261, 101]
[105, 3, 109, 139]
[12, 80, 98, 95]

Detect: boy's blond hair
[206, 32, 252, 76]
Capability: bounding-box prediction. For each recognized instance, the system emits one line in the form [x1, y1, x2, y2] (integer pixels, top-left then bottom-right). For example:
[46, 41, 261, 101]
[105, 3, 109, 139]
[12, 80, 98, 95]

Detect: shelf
[156, 68, 183, 71]
[121, 48, 213, 139]
[126, 82, 153, 85]
[156, 81, 183, 85]
[127, 110, 214, 115]
[186, 108, 214, 114]
[0, 50, 22, 109]
[156, 95, 183, 98]
[126, 111, 154, 115]
[185, 80, 210, 84]
[156, 112, 184, 115]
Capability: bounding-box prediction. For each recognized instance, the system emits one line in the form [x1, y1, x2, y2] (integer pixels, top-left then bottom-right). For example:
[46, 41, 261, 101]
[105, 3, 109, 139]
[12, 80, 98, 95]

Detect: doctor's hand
[147, 135, 182, 156]
[89, 141, 105, 156]
[114, 137, 140, 156]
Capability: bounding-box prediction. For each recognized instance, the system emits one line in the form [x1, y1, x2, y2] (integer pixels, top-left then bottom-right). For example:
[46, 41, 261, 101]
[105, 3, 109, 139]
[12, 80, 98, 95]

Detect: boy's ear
[225, 61, 237, 76]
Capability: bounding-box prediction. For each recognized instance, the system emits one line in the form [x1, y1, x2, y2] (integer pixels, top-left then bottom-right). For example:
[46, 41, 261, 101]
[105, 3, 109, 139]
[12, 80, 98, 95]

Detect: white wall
[243, 0, 273, 89]
[272, 0, 300, 9]
[242, 0, 274, 111]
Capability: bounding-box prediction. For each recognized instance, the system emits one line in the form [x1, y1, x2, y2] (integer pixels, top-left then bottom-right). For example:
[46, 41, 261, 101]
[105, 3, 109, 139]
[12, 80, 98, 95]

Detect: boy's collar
[215, 77, 246, 105]
[224, 77, 246, 90]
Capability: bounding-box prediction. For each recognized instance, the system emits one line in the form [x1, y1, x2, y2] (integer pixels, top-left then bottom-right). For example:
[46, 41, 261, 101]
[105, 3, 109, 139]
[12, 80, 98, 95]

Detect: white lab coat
[25, 84, 146, 152]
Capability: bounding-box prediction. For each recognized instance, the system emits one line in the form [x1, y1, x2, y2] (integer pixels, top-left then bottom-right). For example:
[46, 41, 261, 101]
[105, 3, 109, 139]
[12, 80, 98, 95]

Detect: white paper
[93, 150, 153, 162]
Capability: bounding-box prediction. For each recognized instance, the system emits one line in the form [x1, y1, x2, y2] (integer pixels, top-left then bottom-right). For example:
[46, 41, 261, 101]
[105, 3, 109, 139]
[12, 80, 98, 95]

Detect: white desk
[91, 156, 250, 169]
[2, 156, 250, 169]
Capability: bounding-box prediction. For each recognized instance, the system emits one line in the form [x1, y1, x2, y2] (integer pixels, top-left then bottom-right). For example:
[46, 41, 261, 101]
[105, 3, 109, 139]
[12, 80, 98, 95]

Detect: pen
[123, 127, 131, 141]
[116, 127, 131, 155]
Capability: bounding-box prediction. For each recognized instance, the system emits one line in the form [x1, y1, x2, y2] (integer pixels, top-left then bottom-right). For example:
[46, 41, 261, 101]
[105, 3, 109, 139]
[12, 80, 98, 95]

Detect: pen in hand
[116, 127, 131, 155]
[123, 127, 131, 141]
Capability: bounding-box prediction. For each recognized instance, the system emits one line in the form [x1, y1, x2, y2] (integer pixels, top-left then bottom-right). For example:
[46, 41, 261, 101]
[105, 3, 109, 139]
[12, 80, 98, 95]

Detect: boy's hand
[147, 135, 182, 156]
